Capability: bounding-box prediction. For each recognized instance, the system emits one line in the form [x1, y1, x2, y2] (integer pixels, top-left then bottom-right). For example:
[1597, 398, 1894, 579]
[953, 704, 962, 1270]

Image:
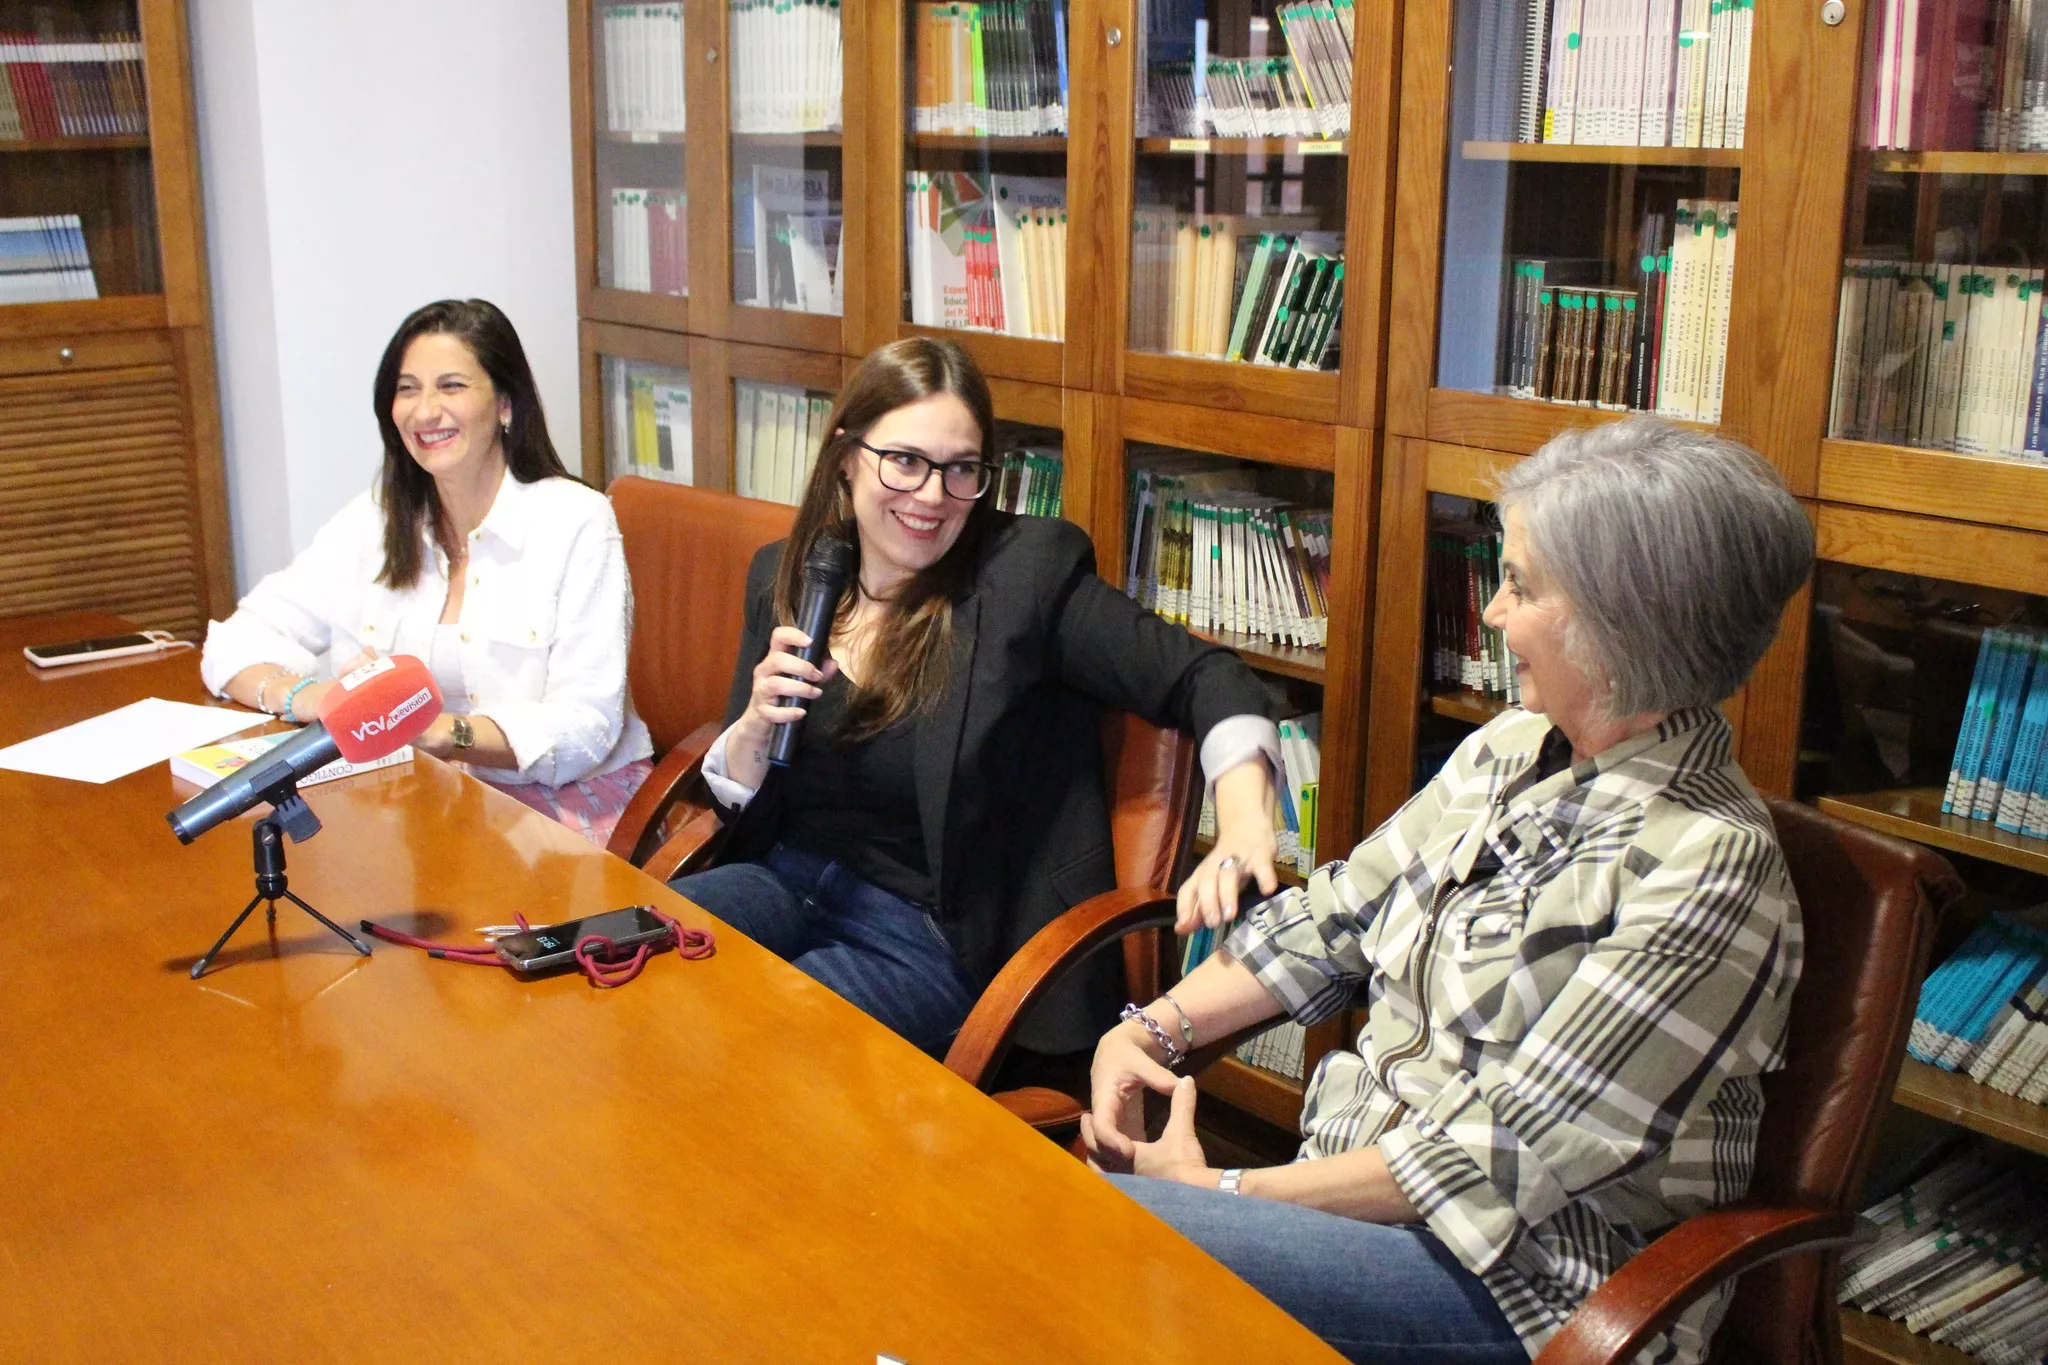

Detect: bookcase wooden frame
[0, 0, 231, 637]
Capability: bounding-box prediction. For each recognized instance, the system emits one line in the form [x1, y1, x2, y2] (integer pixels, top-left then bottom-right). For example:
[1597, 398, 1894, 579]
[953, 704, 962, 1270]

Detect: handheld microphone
[168, 655, 443, 844]
[768, 533, 854, 767]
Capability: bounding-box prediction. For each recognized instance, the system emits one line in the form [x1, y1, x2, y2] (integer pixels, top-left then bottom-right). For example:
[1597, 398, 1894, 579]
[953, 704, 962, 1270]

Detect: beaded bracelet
[1119, 1002, 1185, 1068]
[255, 666, 290, 715]
[280, 677, 317, 723]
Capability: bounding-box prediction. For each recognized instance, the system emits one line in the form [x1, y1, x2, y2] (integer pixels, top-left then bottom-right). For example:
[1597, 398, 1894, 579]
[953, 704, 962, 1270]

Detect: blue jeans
[1105, 1174, 1528, 1365]
[669, 845, 977, 1056]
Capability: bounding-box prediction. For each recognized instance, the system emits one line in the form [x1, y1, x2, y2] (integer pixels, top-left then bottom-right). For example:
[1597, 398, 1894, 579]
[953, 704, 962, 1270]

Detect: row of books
[729, 0, 843, 133]
[1138, 2, 1356, 139]
[1840, 1144, 2048, 1362]
[1429, 513, 1522, 703]
[1129, 217, 1344, 369]
[990, 445, 1064, 517]
[1865, 0, 2046, 151]
[0, 215, 97, 304]
[600, 4, 685, 134]
[1192, 712, 1325, 880]
[1468, 0, 1753, 148]
[606, 188, 687, 297]
[734, 379, 833, 506]
[1830, 260, 2048, 461]
[0, 33, 146, 141]
[736, 164, 843, 315]
[904, 171, 1067, 339]
[1124, 456, 1333, 652]
[1942, 626, 2048, 837]
[602, 358, 693, 486]
[910, 1, 1069, 137]
[1909, 911, 2048, 1102]
[1500, 202, 1737, 423]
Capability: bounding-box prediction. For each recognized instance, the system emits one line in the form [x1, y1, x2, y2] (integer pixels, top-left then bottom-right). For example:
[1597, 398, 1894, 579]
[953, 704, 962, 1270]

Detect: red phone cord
[360, 909, 713, 987]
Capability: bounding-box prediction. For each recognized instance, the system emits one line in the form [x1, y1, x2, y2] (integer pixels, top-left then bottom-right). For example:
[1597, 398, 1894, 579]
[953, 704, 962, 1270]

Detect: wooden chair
[604, 477, 794, 870]
[955, 795, 1964, 1365]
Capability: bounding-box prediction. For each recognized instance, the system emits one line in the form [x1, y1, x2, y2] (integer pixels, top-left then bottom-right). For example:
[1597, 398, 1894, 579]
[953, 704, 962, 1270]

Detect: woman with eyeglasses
[669, 337, 1280, 1056]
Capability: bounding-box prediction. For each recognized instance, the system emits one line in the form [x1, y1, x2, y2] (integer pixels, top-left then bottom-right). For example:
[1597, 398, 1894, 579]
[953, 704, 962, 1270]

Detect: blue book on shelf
[1054, 0, 1068, 113]
[1946, 629, 2009, 816]
[1911, 919, 2011, 1062]
[2024, 733, 2048, 839]
[1996, 644, 2048, 831]
[1938, 918, 2048, 1070]
[1974, 630, 2039, 821]
[2028, 292, 2048, 457]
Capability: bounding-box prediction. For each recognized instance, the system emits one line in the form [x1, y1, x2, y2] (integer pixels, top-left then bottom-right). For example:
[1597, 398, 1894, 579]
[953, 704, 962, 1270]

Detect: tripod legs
[189, 890, 371, 979]
[189, 814, 373, 979]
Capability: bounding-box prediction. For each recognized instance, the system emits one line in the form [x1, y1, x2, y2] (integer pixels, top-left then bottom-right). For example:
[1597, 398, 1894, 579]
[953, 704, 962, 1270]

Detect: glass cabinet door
[0, 0, 159, 300]
[902, 1, 1070, 341]
[1127, 0, 1355, 371]
[599, 353, 695, 485]
[731, 374, 838, 502]
[1434, 0, 1750, 421]
[728, 0, 846, 317]
[591, 3, 689, 299]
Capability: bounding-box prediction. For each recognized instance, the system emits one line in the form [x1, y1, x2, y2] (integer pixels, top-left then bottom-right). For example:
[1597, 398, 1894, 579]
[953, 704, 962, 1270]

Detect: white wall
[191, 0, 580, 592]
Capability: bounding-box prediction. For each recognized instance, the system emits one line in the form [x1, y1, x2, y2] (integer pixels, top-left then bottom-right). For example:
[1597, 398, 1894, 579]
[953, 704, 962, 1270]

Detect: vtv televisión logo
[350, 687, 435, 742]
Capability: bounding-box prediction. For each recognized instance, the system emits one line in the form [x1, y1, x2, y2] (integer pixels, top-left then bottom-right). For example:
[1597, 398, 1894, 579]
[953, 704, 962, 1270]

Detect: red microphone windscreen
[316, 655, 444, 763]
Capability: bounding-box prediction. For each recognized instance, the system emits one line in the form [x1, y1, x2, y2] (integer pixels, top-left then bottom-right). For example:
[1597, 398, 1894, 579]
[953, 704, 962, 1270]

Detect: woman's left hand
[1176, 759, 1280, 934]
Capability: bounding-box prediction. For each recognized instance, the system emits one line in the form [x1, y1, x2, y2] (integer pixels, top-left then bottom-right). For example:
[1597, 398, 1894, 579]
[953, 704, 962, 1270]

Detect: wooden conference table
[0, 612, 1337, 1363]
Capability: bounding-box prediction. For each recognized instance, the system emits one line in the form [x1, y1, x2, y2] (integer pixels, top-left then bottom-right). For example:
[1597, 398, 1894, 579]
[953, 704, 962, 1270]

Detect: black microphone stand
[189, 786, 370, 979]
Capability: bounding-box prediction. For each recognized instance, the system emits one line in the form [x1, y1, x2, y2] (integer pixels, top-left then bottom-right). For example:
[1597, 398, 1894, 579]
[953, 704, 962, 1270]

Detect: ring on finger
[1217, 855, 1241, 875]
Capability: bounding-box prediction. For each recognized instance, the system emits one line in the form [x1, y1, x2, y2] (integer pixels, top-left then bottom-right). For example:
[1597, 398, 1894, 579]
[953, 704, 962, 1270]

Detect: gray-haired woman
[1083, 417, 1816, 1365]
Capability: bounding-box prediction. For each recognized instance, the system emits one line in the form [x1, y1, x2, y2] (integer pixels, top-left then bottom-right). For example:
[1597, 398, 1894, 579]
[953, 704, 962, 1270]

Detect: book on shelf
[1428, 508, 1522, 706]
[1830, 260, 2048, 462]
[743, 164, 842, 315]
[1128, 216, 1344, 369]
[170, 732, 414, 791]
[0, 31, 147, 141]
[0, 214, 96, 303]
[606, 188, 687, 296]
[1195, 711, 1323, 878]
[603, 358, 693, 485]
[1864, 0, 2048, 152]
[911, 0, 1069, 137]
[1137, 0, 1355, 139]
[1908, 910, 2048, 1098]
[1467, 0, 1749, 148]
[729, 0, 843, 134]
[602, 3, 685, 134]
[1840, 1143, 2048, 1361]
[992, 444, 1064, 516]
[1939, 626, 2048, 835]
[733, 379, 832, 506]
[1124, 454, 1332, 652]
[905, 170, 1067, 339]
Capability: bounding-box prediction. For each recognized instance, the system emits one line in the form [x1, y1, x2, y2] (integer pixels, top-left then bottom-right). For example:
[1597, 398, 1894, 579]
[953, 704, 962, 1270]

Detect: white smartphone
[23, 630, 180, 668]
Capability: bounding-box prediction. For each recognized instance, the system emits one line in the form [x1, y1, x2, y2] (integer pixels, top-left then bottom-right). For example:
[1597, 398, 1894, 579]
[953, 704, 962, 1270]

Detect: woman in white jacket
[201, 299, 652, 845]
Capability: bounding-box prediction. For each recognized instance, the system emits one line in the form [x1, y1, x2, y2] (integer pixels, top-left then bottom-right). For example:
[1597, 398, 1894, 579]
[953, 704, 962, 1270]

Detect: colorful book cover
[170, 732, 415, 790]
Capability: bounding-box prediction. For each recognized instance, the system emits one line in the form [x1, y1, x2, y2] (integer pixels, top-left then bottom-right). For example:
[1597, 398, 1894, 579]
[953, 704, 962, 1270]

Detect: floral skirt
[497, 758, 654, 849]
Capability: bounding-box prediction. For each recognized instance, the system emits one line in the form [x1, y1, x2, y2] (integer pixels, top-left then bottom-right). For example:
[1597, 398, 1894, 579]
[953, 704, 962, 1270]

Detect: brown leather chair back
[1717, 798, 1961, 1365]
[610, 477, 796, 755]
[1100, 711, 1203, 1005]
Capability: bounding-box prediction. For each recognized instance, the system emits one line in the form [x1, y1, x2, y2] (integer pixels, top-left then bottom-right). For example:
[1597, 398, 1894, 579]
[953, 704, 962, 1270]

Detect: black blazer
[713, 513, 1270, 1046]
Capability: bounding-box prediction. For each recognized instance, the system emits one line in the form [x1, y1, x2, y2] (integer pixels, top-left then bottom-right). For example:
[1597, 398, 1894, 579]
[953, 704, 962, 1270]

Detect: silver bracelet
[1160, 991, 1196, 1050]
[1120, 1003, 1185, 1068]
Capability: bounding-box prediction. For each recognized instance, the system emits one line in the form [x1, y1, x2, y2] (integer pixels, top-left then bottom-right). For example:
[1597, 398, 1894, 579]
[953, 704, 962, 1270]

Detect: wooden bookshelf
[1840, 1307, 1975, 1365]
[1818, 439, 2048, 536]
[729, 130, 844, 148]
[1818, 789, 2048, 879]
[1891, 1057, 2048, 1158]
[1190, 628, 1326, 685]
[597, 130, 686, 145]
[1198, 1056, 1304, 1133]
[1459, 140, 1743, 167]
[909, 134, 1067, 153]
[1868, 148, 2048, 176]
[1429, 689, 1509, 727]
[0, 136, 150, 154]
[1135, 136, 1349, 157]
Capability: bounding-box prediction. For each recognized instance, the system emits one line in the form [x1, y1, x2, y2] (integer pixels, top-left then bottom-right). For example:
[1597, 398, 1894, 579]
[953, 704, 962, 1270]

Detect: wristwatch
[450, 716, 475, 751]
[1218, 1168, 1245, 1196]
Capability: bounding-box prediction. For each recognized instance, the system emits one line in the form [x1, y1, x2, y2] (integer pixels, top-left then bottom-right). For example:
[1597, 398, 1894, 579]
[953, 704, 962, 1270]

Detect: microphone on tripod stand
[768, 532, 854, 768]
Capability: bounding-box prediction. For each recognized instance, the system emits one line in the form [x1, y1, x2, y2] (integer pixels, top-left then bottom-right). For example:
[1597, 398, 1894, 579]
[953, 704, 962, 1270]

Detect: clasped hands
[1079, 1015, 1223, 1190]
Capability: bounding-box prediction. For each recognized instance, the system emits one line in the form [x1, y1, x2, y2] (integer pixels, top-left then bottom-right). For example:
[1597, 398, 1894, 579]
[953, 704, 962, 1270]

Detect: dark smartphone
[24, 632, 168, 667]
[492, 906, 672, 972]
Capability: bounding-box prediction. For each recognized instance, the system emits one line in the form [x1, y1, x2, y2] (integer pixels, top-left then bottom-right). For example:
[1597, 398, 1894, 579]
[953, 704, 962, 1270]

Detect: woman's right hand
[1081, 1014, 1181, 1173]
[732, 625, 839, 747]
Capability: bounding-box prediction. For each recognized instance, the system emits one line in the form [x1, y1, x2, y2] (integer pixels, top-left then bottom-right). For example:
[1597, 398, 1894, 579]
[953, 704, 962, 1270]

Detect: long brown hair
[372, 299, 572, 588]
[776, 337, 997, 740]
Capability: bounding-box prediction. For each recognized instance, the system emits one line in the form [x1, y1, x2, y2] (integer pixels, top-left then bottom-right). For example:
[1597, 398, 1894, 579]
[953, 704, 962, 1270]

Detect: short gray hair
[1495, 417, 1814, 718]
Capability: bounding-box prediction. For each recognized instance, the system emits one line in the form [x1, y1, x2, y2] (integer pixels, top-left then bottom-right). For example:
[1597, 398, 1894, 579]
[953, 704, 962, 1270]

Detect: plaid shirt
[1225, 707, 1802, 1362]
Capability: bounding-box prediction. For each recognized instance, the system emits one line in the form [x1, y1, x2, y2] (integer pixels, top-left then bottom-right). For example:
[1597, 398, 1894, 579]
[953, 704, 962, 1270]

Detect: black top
[779, 673, 933, 906]
[711, 513, 1271, 1049]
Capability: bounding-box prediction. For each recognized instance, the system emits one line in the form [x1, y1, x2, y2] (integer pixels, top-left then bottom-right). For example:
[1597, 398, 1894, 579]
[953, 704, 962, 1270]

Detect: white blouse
[200, 474, 652, 787]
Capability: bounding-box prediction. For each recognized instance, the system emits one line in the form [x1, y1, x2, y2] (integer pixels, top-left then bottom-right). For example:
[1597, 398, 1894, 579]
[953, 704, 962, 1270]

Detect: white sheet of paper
[0, 698, 266, 785]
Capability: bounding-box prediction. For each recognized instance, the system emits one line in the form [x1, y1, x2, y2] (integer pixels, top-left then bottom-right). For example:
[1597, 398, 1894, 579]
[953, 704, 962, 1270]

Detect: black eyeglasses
[855, 438, 994, 500]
